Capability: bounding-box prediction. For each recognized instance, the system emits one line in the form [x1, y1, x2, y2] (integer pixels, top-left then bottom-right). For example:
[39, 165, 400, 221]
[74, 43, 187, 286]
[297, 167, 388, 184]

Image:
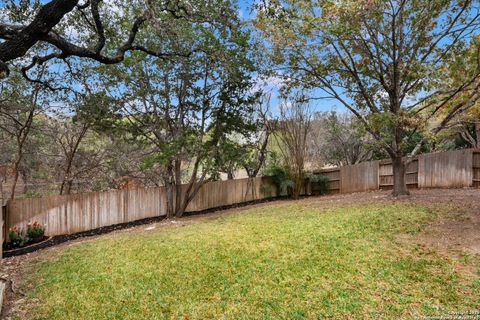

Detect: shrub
[267, 166, 294, 197]
[26, 221, 46, 239]
[8, 227, 27, 248]
[259, 183, 275, 197]
[306, 173, 330, 195]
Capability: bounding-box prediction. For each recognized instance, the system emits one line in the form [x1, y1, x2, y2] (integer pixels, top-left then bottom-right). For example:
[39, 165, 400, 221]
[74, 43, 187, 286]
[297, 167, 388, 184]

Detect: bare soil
[1, 188, 479, 319]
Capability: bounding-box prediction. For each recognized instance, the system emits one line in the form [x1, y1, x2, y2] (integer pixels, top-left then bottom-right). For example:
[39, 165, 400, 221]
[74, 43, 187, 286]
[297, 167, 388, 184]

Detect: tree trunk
[176, 198, 188, 218]
[9, 148, 23, 200]
[291, 170, 303, 200]
[9, 160, 20, 200]
[59, 124, 88, 195]
[175, 173, 208, 218]
[165, 181, 175, 218]
[66, 179, 73, 194]
[59, 175, 72, 195]
[174, 159, 182, 217]
[392, 155, 410, 197]
[0, 173, 3, 202]
[176, 181, 196, 218]
[164, 164, 176, 218]
[9, 104, 35, 199]
[20, 169, 28, 193]
[60, 154, 75, 195]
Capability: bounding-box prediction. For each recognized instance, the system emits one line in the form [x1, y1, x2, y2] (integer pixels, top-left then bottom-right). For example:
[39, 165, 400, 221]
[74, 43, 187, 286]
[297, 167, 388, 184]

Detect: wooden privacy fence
[318, 148, 480, 193]
[4, 177, 277, 238]
[2, 148, 480, 240]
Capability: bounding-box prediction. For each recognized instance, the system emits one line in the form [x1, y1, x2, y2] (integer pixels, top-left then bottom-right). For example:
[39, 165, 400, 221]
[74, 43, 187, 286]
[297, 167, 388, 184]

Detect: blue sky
[236, 0, 345, 113]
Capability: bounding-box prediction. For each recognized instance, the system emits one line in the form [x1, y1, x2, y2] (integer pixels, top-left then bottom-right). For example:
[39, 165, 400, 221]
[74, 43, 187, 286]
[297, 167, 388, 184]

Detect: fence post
[1, 203, 6, 258]
[473, 150, 480, 188]
[339, 166, 343, 193]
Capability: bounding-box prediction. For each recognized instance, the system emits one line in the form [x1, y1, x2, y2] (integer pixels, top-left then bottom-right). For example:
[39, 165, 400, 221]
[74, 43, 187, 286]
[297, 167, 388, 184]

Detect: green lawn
[23, 202, 479, 319]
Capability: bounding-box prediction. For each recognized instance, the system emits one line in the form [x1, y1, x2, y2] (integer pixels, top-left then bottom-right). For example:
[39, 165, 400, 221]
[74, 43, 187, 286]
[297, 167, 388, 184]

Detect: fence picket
[4, 149, 480, 238]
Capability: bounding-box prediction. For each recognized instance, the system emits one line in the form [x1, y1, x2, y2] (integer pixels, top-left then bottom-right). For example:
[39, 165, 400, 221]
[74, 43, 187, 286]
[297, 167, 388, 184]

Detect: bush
[267, 166, 294, 197]
[306, 173, 330, 195]
[8, 227, 27, 248]
[26, 221, 46, 239]
[259, 183, 275, 197]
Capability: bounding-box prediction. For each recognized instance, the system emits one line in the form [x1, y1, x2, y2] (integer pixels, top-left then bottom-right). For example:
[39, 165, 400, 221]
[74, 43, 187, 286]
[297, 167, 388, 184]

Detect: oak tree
[256, 0, 480, 195]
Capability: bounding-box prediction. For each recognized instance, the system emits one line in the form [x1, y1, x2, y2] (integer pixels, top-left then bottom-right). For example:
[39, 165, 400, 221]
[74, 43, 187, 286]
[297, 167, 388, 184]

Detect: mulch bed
[2, 215, 168, 258]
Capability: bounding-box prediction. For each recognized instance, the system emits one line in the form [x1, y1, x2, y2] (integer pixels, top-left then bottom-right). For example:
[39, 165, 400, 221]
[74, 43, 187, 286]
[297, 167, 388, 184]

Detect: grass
[23, 202, 479, 319]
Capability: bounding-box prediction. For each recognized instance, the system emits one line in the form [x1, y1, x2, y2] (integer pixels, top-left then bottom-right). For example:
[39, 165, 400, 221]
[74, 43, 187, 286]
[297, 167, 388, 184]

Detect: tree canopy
[256, 0, 480, 195]
[1, 0, 480, 201]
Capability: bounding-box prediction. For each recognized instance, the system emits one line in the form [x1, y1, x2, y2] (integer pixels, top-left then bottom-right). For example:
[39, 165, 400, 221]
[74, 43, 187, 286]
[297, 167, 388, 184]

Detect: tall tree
[256, 0, 480, 196]
[434, 35, 480, 149]
[48, 115, 98, 195]
[309, 111, 373, 167]
[242, 92, 273, 178]
[273, 94, 312, 199]
[0, 74, 45, 199]
[87, 0, 258, 217]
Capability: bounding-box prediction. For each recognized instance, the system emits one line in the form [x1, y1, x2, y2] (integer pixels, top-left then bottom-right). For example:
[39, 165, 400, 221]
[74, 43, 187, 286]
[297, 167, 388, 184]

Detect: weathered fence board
[317, 168, 341, 193]
[473, 151, 480, 188]
[6, 177, 275, 237]
[1, 206, 4, 258]
[418, 149, 473, 188]
[340, 161, 379, 193]
[379, 159, 419, 190]
[4, 149, 480, 241]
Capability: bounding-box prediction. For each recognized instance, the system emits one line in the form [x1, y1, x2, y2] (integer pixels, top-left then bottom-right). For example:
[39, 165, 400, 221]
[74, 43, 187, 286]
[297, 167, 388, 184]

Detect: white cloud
[252, 75, 288, 93]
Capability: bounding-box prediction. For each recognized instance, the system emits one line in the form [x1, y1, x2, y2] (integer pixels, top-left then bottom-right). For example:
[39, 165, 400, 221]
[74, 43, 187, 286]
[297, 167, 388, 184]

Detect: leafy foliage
[310, 112, 374, 166]
[272, 94, 312, 199]
[266, 165, 294, 197]
[76, 0, 260, 216]
[26, 221, 46, 239]
[8, 221, 46, 248]
[256, 0, 480, 195]
[305, 173, 330, 195]
[8, 226, 27, 248]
